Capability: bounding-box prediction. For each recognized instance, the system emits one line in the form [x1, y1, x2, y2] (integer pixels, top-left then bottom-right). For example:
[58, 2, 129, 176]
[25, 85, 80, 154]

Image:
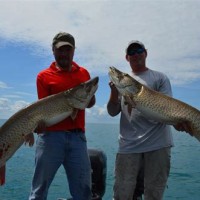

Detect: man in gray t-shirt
[107, 40, 191, 200]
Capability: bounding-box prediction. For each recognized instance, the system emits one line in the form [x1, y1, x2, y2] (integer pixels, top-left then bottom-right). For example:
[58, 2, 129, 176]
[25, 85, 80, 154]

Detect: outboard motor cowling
[88, 148, 107, 200]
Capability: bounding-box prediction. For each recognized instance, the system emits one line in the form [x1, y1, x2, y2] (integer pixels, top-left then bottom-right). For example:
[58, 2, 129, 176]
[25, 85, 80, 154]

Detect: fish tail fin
[0, 165, 6, 185]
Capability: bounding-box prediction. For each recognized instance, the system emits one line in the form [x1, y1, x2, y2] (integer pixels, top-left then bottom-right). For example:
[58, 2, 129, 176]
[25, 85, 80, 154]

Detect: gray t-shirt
[118, 69, 174, 153]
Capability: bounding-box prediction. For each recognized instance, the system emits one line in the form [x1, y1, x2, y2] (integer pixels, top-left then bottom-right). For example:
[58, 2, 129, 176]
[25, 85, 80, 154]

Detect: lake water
[0, 122, 200, 199]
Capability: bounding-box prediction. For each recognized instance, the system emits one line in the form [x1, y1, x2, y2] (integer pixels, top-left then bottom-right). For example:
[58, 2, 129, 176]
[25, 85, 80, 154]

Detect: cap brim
[55, 41, 74, 49]
[126, 40, 145, 53]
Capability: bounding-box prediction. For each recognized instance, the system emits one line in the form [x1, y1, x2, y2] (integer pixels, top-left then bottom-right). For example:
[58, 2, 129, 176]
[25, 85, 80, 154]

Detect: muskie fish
[109, 66, 200, 141]
[0, 77, 99, 185]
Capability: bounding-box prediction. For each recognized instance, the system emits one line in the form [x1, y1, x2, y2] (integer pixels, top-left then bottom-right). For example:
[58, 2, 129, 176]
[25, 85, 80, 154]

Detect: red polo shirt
[37, 61, 90, 132]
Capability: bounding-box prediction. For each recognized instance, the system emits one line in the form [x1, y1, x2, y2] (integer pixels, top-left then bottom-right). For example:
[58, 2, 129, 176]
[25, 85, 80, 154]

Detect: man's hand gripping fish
[109, 66, 200, 141]
[0, 77, 99, 185]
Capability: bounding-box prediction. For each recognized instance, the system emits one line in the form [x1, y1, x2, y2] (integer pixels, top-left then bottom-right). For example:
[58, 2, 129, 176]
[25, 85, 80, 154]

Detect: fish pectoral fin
[34, 120, 46, 133]
[0, 165, 6, 186]
[174, 121, 194, 136]
[124, 95, 136, 108]
[24, 133, 35, 147]
[70, 109, 79, 120]
[127, 104, 132, 116]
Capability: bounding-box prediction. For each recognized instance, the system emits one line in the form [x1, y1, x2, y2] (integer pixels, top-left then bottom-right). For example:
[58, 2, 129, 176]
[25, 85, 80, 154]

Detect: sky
[0, 0, 200, 124]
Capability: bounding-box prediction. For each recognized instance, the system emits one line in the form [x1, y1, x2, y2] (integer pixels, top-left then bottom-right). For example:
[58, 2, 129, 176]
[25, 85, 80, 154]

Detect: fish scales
[135, 84, 200, 123]
[0, 77, 98, 169]
[0, 93, 72, 165]
[109, 66, 200, 141]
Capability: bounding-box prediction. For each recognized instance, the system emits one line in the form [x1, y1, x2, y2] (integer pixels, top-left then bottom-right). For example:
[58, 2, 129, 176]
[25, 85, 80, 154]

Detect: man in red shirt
[29, 32, 95, 200]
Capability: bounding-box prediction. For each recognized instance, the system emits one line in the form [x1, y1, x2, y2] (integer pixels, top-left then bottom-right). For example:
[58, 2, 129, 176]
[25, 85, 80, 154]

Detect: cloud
[0, 98, 30, 119]
[0, 81, 9, 89]
[0, 0, 200, 121]
[0, 98, 9, 108]
[0, 1, 200, 84]
[1, 94, 21, 99]
[10, 100, 30, 112]
[87, 104, 107, 116]
[86, 104, 119, 123]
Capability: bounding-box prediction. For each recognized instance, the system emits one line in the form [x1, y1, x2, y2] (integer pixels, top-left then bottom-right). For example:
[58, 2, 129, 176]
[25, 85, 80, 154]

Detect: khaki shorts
[113, 147, 171, 200]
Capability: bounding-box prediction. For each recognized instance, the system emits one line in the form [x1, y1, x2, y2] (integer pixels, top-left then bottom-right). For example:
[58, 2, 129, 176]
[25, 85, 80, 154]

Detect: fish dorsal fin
[70, 109, 78, 120]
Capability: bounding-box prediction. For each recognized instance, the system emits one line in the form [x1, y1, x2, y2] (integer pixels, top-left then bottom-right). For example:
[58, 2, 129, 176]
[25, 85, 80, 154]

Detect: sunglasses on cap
[127, 48, 145, 56]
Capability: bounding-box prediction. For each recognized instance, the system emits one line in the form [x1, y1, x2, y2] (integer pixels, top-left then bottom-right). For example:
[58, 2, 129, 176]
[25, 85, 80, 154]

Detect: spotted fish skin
[109, 66, 200, 141]
[0, 77, 98, 168]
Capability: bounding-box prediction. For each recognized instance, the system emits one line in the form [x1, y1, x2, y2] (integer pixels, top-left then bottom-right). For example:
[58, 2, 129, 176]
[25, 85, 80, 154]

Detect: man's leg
[64, 132, 91, 200]
[133, 161, 144, 200]
[29, 133, 65, 200]
[144, 147, 171, 200]
[113, 153, 142, 200]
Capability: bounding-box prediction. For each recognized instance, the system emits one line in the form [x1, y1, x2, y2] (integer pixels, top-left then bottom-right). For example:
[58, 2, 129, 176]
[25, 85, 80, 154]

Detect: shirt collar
[50, 61, 79, 73]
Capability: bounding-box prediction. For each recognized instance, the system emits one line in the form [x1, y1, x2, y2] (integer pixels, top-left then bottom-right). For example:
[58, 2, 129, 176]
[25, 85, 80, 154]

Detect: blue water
[1, 122, 200, 200]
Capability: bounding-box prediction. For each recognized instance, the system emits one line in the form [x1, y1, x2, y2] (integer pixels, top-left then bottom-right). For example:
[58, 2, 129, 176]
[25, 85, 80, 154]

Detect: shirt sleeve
[158, 74, 173, 97]
[83, 68, 91, 81]
[36, 73, 50, 99]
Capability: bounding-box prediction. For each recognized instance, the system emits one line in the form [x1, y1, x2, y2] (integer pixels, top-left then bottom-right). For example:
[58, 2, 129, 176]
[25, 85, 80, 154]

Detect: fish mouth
[88, 77, 99, 87]
[67, 77, 99, 103]
[92, 76, 99, 84]
[84, 77, 99, 93]
[109, 66, 133, 88]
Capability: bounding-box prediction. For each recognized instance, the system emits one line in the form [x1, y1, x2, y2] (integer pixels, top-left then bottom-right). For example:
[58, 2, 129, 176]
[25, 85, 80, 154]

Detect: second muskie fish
[109, 66, 200, 141]
[0, 77, 98, 185]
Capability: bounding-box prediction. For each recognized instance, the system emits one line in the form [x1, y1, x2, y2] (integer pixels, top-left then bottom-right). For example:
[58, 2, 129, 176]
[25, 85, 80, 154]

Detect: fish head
[109, 66, 141, 95]
[64, 76, 99, 109]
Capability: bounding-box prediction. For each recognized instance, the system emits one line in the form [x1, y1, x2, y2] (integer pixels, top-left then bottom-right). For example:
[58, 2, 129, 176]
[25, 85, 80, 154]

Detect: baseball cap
[126, 40, 145, 54]
[52, 32, 75, 49]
